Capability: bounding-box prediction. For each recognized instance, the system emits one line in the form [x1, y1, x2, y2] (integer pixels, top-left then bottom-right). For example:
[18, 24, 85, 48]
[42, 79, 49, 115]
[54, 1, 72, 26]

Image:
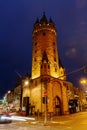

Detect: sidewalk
[30, 111, 87, 126]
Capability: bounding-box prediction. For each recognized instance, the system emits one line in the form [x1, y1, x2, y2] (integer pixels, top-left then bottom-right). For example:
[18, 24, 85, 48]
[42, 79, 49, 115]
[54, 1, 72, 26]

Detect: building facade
[4, 13, 87, 115]
[22, 13, 70, 115]
[4, 13, 87, 116]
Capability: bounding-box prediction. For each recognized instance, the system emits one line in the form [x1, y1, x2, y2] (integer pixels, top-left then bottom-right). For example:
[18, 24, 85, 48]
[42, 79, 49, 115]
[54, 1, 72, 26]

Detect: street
[1, 111, 87, 130]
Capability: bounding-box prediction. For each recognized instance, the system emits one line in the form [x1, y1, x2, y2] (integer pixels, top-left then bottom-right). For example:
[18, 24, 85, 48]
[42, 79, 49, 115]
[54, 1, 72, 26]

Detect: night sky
[0, 0, 87, 98]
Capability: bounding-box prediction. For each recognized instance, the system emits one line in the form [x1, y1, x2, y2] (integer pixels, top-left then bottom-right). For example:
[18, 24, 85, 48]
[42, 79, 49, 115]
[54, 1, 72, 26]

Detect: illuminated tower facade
[31, 13, 65, 79]
[16, 13, 84, 116]
[28, 13, 68, 115]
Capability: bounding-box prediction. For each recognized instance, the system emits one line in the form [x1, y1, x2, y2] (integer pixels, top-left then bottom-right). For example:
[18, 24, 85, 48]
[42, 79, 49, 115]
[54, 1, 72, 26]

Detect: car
[0, 114, 12, 124]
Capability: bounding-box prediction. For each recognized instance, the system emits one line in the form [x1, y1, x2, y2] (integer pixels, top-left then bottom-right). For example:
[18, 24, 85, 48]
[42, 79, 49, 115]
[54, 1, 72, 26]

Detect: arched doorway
[53, 96, 61, 115]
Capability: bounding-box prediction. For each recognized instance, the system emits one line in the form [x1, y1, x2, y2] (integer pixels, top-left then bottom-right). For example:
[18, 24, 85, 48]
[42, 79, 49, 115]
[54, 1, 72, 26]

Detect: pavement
[1, 111, 87, 130]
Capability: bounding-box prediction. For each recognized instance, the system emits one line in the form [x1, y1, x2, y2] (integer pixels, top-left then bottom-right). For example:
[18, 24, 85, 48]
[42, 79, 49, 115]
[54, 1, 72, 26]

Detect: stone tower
[21, 13, 84, 116]
[31, 12, 65, 80]
[27, 13, 69, 115]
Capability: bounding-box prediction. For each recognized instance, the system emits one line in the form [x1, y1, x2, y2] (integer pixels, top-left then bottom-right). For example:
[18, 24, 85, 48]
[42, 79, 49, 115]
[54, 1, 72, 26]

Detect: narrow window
[35, 50, 37, 53]
[44, 64, 46, 68]
[43, 32, 46, 36]
[54, 57, 56, 62]
[35, 42, 37, 46]
[34, 58, 36, 62]
[48, 65, 50, 69]
[53, 42, 55, 45]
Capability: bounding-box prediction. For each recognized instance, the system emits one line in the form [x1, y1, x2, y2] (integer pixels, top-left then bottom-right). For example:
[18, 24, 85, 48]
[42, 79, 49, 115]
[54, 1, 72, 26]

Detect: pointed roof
[34, 17, 39, 25]
[49, 17, 54, 23]
[59, 58, 64, 68]
[40, 12, 48, 24]
[42, 50, 48, 62]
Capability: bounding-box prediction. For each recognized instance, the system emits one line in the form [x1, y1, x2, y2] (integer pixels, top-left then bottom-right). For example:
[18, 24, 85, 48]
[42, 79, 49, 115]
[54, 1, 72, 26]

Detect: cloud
[80, 22, 87, 25]
[76, 0, 86, 9]
[65, 48, 77, 58]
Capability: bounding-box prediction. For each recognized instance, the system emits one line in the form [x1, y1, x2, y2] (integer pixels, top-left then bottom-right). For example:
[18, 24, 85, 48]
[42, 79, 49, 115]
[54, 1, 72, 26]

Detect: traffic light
[1, 99, 6, 104]
[42, 97, 47, 104]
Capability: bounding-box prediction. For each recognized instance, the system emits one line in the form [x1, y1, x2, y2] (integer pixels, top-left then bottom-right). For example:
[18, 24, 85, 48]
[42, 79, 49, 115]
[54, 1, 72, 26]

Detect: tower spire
[40, 12, 48, 24]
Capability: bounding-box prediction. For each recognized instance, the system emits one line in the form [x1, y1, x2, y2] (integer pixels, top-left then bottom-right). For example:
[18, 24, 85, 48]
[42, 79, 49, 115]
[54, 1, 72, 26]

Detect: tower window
[41, 64, 42, 68]
[44, 64, 46, 68]
[54, 49, 55, 53]
[53, 42, 55, 45]
[43, 32, 46, 36]
[54, 57, 56, 62]
[48, 65, 50, 69]
[35, 50, 37, 53]
[35, 42, 37, 46]
[34, 58, 36, 62]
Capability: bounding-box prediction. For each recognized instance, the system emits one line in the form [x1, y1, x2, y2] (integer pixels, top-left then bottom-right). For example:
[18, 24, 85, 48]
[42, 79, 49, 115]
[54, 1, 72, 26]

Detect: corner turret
[40, 50, 50, 76]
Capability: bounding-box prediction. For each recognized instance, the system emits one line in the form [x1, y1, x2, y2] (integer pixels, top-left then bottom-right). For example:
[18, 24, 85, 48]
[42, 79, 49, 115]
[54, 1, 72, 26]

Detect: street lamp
[24, 80, 29, 86]
[41, 77, 50, 125]
[80, 78, 87, 92]
[80, 79, 87, 84]
[20, 78, 29, 112]
[22, 78, 30, 116]
[44, 81, 47, 125]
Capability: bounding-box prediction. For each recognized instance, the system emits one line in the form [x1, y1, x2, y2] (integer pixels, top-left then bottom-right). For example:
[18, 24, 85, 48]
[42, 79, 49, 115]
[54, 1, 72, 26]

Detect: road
[0, 111, 87, 130]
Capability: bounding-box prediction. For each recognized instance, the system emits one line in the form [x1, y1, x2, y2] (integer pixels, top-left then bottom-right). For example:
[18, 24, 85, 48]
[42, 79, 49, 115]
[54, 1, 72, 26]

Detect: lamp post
[41, 77, 50, 125]
[80, 78, 87, 109]
[20, 77, 29, 115]
[44, 81, 47, 125]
